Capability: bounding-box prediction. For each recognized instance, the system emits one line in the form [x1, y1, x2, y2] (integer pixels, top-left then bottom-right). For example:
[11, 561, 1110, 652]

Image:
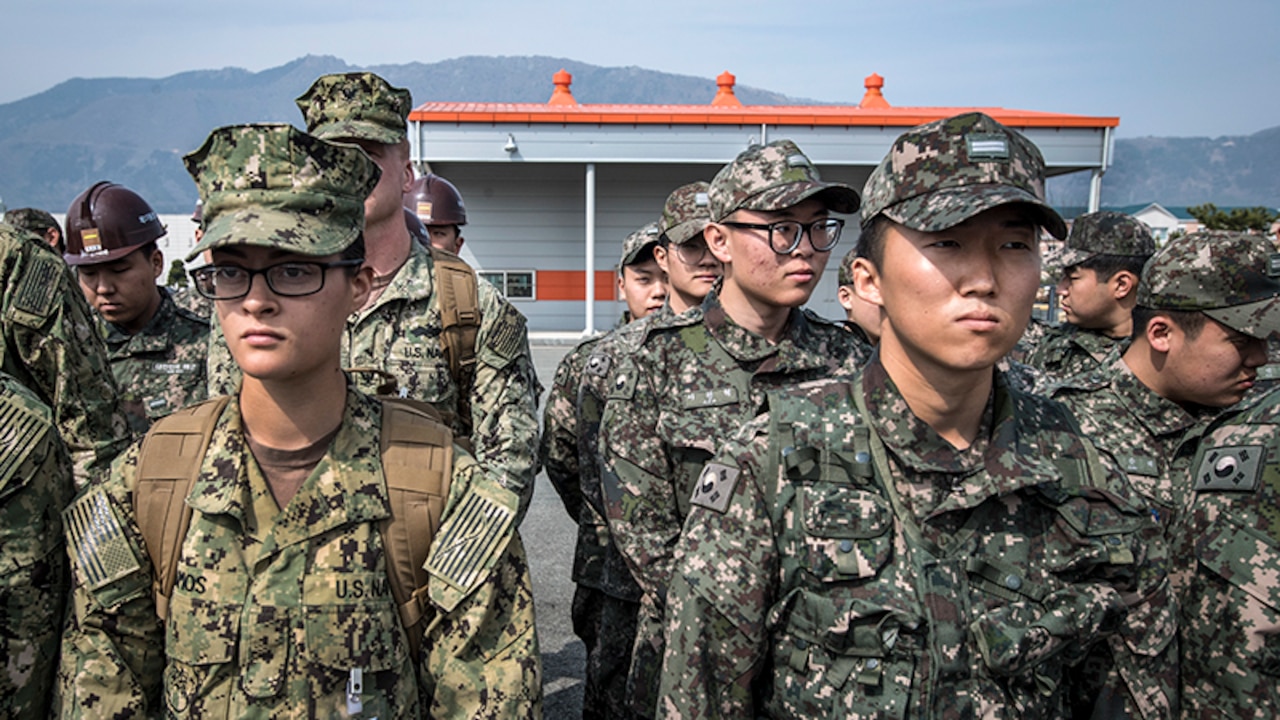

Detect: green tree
[1187, 203, 1279, 233]
[166, 259, 189, 290]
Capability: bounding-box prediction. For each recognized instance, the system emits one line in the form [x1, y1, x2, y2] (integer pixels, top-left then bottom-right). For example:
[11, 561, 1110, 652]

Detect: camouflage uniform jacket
[599, 291, 872, 713]
[658, 359, 1176, 719]
[0, 223, 129, 487]
[59, 386, 543, 719]
[1025, 323, 1126, 392]
[101, 286, 209, 434]
[0, 372, 74, 719]
[209, 240, 541, 518]
[1052, 355, 1216, 536]
[1172, 386, 1280, 717]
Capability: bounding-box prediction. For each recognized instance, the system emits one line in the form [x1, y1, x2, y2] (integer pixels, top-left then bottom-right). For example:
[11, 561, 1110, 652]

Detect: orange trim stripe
[537, 270, 616, 301]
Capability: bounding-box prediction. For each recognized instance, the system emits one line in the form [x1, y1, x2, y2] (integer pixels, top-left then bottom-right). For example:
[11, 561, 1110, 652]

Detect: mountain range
[1, 55, 1276, 214]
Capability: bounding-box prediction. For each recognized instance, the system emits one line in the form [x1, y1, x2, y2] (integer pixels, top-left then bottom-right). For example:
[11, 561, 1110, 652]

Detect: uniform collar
[1109, 356, 1214, 439]
[699, 289, 827, 371]
[103, 287, 177, 352]
[352, 239, 433, 321]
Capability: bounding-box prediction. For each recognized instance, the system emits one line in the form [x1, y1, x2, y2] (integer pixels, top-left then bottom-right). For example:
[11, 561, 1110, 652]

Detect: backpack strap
[378, 397, 454, 664]
[429, 247, 481, 440]
[133, 395, 231, 620]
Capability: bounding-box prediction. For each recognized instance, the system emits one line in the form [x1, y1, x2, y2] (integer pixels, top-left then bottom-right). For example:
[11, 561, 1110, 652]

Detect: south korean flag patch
[1193, 445, 1265, 493]
[690, 462, 740, 514]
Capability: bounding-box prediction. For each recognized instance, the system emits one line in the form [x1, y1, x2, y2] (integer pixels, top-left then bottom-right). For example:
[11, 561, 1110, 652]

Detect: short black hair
[341, 233, 366, 267]
[856, 215, 890, 268]
[1131, 306, 1207, 342]
[1072, 252, 1149, 282]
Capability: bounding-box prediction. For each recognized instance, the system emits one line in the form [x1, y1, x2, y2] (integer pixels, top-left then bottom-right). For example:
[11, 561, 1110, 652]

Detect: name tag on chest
[151, 361, 199, 375]
[681, 386, 739, 409]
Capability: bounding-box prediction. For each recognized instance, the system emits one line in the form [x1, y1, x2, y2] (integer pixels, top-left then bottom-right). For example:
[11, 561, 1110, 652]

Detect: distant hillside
[1, 55, 1276, 213]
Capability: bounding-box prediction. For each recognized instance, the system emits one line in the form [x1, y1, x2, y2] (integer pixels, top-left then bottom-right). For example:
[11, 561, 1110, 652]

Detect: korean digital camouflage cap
[1054, 210, 1156, 269]
[183, 123, 380, 261]
[620, 221, 662, 267]
[1138, 230, 1280, 340]
[4, 208, 60, 238]
[660, 181, 712, 245]
[838, 244, 858, 287]
[860, 112, 1067, 239]
[296, 72, 412, 145]
[708, 140, 860, 222]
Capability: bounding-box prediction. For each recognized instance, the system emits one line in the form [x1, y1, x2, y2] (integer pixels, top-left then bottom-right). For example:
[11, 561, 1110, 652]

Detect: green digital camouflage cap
[838, 245, 858, 287]
[660, 181, 711, 245]
[4, 208, 60, 238]
[708, 140, 860, 222]
[1138, 230, 1280, 340]
[183, 123, 380, 261]
[860, 112, 1067, 239]
[1054, 210, 1156, 269]
[296, 72, 412, 145]
[620, 222, 662, 267]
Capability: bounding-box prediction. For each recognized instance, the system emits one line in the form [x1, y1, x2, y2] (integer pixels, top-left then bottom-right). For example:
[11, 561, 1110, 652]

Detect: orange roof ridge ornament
[548, 68, 577, 106]
[860, 73, 890, 109]
[711, 71, 743, 107]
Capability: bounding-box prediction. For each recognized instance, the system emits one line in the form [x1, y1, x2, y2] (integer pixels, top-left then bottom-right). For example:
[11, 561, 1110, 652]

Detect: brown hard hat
[64, 181, 165, 265]
[405, 173, 466, 226]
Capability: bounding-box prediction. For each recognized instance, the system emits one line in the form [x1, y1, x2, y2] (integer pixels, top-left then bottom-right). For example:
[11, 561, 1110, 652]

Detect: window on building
[479, 270, 536, 300]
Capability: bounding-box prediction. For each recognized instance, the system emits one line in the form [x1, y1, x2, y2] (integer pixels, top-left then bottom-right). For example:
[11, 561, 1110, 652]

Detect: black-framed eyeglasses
[721, 218, 844, 254]
[190, 259, 364, 300]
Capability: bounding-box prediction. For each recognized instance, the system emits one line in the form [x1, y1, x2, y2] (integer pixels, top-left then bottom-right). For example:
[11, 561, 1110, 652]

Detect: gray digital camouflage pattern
[100, 286, 209, 433]
[1053, 210, 1156, 270]
[659, 182, 711, 245]
[0, 371, 74, 719]
[0, 221, 129, 488]
[658, 360, 1176, 719]
[1173, 385, 1280, 717]
[621, 222, 661, 266]
[58, 387, 541, 719]
[1024, 323, 1126, 391]
[707, 139, 858, 222]
[599, 290, 872, 716]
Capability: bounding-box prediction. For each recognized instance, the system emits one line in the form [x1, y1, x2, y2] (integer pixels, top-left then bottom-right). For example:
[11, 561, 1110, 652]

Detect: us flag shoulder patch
[425, 490, 515, 593]
[64, 489, 142, 590]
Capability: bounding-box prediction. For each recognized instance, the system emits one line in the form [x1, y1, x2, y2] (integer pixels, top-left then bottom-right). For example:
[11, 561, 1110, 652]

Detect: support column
[584, 162, 597, 335]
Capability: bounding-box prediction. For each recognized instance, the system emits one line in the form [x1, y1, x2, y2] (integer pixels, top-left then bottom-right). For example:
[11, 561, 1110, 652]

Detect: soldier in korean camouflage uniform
[0, 222, 129, 487]
[58, 123, 541, 719]
[836, 243, 880, 353]
[206, 72, 541, 523]
[1051, 231, 1277, 538]
[599, 141, 869, 717]
[63, 181, 209, 433]
[0, 371, 74, 719]
[1026, 211, 1155, 389]
[542, 221, 669, 719]
[658, 112, 1175, 719]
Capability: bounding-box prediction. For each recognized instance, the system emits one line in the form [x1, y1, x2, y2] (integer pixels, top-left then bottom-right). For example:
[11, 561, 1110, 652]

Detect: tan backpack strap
[133, 396, 231, 620]
[429, 247, 481, 439]
[378, 397, 454, 664]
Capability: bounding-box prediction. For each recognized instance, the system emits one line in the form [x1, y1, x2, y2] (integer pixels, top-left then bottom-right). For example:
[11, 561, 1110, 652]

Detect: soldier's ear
[851, 257, 883, 308]
[1111, 270, 1139, 301]
[1145, 315, 1174, 353]
[349, 265, 374, 312]
[705, 223, 732, 265]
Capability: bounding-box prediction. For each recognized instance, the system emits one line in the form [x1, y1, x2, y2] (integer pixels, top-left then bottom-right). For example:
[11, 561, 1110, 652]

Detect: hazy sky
[3, 0, 1274, 138]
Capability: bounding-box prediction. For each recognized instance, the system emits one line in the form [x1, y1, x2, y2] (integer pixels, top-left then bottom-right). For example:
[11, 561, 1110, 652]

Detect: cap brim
[1204, 296, 1280, 341]
[736, 181, 861, 219]
[1053, 246, 1095, 269]
[187, 208, 359, 262]
[883, 185, 1068, 240]
[310, 120, 403, 145]
[620, 239, 661, 267]
[662, 218, 708, 245]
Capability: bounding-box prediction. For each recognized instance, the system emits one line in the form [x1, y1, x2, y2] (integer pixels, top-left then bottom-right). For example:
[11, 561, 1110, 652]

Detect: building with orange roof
[409, 71, 1118, 333]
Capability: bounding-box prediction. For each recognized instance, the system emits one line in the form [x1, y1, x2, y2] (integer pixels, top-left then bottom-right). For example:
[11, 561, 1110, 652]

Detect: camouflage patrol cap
[660, 181, 712, 245]
[860, 112, 1067, 239]
[4, 208, 60, 238]
[183, 123, 380, 262]
[708, 140, 859, 222]
[838, 245, 858, 287]
[296, 72, 412, 145]
[1138, 230, 1280, 340]
[620, 222, 662, 267]
[1055, 211, 1156, 269]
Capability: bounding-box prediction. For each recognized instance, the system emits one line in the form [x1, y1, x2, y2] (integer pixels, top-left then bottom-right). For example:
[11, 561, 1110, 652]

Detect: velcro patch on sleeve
[690, 462, 741, 514]
[426, 486, 516, 596]
[482, 303, 528, 364]
[585, 351, 612, 378]
[11, 253, 62, 326]
[64, 489, 142, 590]
[1194, 445, 1265, 493]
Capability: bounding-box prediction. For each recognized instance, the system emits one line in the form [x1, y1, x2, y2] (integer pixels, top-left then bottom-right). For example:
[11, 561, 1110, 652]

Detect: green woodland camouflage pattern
[1054, 210, 1156, 270]
[599, 290, 873, 716]
[859, 112, 1068, 240]
[0, 222, 129, 488]
[659, 181, 711, 246]
[58, 387, 541, 719]
[1024, 323, 1127, 392]
[297, 72, 412, 145]
[4, 207, 60, 239]
[1173, 385, 1280, 717]
[1137, 230, 1280, 341]
[621, 222, 661, 266]
[0, 372, 73, 718]
[707, 139, 859, 222]
[184, 123, 379, 260]
[658, 361, 1176, 719]
[100, 287, 209, 434]
[208, 240, 542, 518]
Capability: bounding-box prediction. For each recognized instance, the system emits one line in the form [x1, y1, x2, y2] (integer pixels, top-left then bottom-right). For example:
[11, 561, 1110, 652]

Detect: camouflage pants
[572, 585, 643, 720]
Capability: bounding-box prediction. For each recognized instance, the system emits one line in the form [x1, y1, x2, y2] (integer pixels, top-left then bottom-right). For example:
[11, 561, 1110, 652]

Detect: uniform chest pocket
[304, 573, 406, 673]
[800, 485, 893, 581]
[165, 595, 241, 714]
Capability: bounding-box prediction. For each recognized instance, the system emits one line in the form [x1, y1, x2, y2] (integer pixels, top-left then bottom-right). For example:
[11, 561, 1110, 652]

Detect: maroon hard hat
[64, 181, 166, 266]
[404, 173, 467, 226]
